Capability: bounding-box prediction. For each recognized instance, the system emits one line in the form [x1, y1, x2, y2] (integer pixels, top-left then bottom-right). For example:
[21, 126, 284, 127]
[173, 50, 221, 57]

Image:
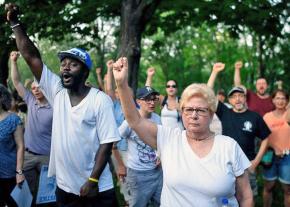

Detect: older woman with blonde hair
[113, 57, 253, 206]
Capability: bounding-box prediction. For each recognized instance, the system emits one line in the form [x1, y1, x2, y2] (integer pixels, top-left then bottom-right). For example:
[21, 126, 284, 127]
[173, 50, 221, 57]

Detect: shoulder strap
[161, 96, 168, 107]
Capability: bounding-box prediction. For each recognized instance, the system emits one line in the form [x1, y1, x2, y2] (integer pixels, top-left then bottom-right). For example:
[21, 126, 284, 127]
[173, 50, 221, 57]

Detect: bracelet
[11, 23, 21, 30]
[88, 177, 98, 183]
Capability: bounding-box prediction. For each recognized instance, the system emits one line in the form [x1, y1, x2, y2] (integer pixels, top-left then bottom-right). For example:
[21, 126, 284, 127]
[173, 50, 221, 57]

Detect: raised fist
[113, 57, 128, 86]
[106, 60, 114, 70]
[147, 67, 155, 77]
[10, 51, 20, 62]
[235, 61, 243, 70]
[95, 67, 102, 74]
[5, 3, 20, 23]
[212, 62, 225, 73]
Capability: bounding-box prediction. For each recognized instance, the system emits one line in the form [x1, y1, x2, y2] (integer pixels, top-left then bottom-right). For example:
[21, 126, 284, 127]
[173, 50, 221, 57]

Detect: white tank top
[161, 104, 184, 129]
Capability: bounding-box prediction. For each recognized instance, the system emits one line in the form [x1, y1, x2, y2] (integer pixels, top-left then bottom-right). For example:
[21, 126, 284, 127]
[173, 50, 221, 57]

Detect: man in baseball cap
[227, 86, 245, 97]
[58, 48, 92, 70]
[117, 85, 163, 206]
[208, 63, 271, 199]
[136, 86, 159, 99]
[6, 3, 120, 206]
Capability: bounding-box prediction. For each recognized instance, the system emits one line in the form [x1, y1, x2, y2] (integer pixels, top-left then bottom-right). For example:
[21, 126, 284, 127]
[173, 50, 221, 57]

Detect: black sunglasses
[166, 85, 177, 88]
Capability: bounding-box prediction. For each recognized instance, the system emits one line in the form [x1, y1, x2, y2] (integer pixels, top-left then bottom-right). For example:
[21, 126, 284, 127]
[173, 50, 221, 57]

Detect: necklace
[187, 132, 214, 141]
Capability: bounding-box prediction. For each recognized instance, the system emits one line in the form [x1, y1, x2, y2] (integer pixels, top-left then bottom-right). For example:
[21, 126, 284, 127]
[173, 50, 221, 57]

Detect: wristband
[88, 177, 98, 183]
[16, 169, 23, 175]
[11, 23, 21, 30]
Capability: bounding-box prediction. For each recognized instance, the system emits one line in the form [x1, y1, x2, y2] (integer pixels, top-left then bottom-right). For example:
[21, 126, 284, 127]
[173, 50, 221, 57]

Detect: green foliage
[140, 22, 289, 95]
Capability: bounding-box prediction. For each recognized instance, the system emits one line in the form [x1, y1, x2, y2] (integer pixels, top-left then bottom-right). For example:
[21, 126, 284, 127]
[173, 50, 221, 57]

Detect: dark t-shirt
[216, 102, 271, 160]
[246, 89, 274, 117]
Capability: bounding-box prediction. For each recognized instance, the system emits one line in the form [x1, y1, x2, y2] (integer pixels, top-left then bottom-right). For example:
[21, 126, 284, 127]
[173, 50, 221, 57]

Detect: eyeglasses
[274, 97, 287, 101]
[182, 107, 210, 117]
[166, 85, 177, 88]
[140, 97, 159, 103]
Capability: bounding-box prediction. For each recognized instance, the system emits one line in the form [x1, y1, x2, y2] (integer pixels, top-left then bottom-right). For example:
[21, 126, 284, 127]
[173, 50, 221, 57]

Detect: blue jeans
[263, 154, 290, 184]
[126, 167, 163, 207]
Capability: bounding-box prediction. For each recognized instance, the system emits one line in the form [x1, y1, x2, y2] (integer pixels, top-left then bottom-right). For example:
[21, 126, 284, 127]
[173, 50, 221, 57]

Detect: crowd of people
[1, 3, 290, 207]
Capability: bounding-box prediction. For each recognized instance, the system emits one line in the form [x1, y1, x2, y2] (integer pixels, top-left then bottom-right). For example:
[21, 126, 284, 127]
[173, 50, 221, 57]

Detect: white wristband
[11, 23, 21, 30]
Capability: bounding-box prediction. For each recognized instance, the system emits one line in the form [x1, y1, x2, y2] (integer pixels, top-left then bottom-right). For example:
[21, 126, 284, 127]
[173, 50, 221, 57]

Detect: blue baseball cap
[57, 48, 92, 70]
[136, 86, 159, 99]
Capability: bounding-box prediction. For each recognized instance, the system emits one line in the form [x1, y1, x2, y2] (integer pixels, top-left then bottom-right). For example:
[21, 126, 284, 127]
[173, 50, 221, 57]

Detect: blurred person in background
[262, 90, 290, 207]
[0, 84, 25, 207]
[145, 67, 184, 130]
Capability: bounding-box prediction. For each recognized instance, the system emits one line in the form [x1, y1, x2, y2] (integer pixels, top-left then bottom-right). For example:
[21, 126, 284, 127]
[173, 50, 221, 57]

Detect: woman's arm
[113, 58, 158, 149]
[236, 171, 253, 207]
[145, 67, 155, 87]
[14, 124, 25, 184]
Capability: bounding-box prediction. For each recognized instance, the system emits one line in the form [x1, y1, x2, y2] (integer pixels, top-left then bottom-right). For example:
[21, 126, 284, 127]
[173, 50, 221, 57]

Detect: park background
[0, 1, 289, 206]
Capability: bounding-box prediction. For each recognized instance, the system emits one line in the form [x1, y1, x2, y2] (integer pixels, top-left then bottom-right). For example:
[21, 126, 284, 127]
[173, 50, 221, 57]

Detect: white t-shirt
[157, 126, 251, 207]
[161, 104, 184, 130]
[210, 114, 222, 135]
[119, 112, 161, 170]
[39, 65, 120, 195]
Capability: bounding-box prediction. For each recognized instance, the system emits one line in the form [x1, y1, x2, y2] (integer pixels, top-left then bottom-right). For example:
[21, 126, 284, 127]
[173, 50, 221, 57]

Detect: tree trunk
[257, 35, 266, 78]
[118, 0, 161, 93]
[0, 47, 10, 87]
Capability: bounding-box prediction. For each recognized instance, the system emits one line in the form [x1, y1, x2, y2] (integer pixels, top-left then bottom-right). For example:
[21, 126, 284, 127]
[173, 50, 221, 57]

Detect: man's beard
[60, 73, 84, 90]
[257, 89, 266, 96]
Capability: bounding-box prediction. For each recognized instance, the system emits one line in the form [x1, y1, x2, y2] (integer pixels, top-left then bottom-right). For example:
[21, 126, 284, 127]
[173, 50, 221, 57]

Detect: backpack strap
[161, 96, 168, 107]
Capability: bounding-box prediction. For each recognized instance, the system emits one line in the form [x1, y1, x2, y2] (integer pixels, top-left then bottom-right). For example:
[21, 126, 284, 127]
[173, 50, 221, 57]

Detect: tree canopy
[0, 0, 288, 92]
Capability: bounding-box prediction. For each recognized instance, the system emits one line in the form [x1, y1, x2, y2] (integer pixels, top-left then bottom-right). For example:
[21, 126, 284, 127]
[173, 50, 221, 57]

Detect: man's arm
[80, 142, 113, 196]
[10, 51, 26, 98]
[234, 61, 243, 87]
[112, 147, 127, 181]
[249, 138, 268, 172]
[105, 60, 116, 100]
[207, 62, 225, 89]
[145, 67, 155, 87]
[6, 3, 43, 81]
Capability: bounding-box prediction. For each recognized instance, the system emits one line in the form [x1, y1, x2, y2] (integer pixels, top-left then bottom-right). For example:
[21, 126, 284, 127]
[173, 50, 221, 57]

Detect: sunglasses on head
[166, 85, 177, 88]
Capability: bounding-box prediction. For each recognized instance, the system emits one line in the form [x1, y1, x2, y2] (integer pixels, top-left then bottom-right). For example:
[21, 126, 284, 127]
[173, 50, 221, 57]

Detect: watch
[16, 169, 23, 175]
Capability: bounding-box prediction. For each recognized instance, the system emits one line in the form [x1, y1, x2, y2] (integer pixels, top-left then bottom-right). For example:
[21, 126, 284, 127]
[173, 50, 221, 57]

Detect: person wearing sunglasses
[146, 67, 184, 130]
[113, 57, 253, 206]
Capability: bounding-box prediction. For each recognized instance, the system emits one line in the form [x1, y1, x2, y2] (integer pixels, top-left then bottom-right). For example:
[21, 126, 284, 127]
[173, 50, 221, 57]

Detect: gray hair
[0, 84, 12, 111]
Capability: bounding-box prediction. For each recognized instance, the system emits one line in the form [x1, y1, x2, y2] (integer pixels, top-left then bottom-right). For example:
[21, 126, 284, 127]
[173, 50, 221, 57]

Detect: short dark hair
[271, 89, 289, 101]
[0, 84, 12, 111]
